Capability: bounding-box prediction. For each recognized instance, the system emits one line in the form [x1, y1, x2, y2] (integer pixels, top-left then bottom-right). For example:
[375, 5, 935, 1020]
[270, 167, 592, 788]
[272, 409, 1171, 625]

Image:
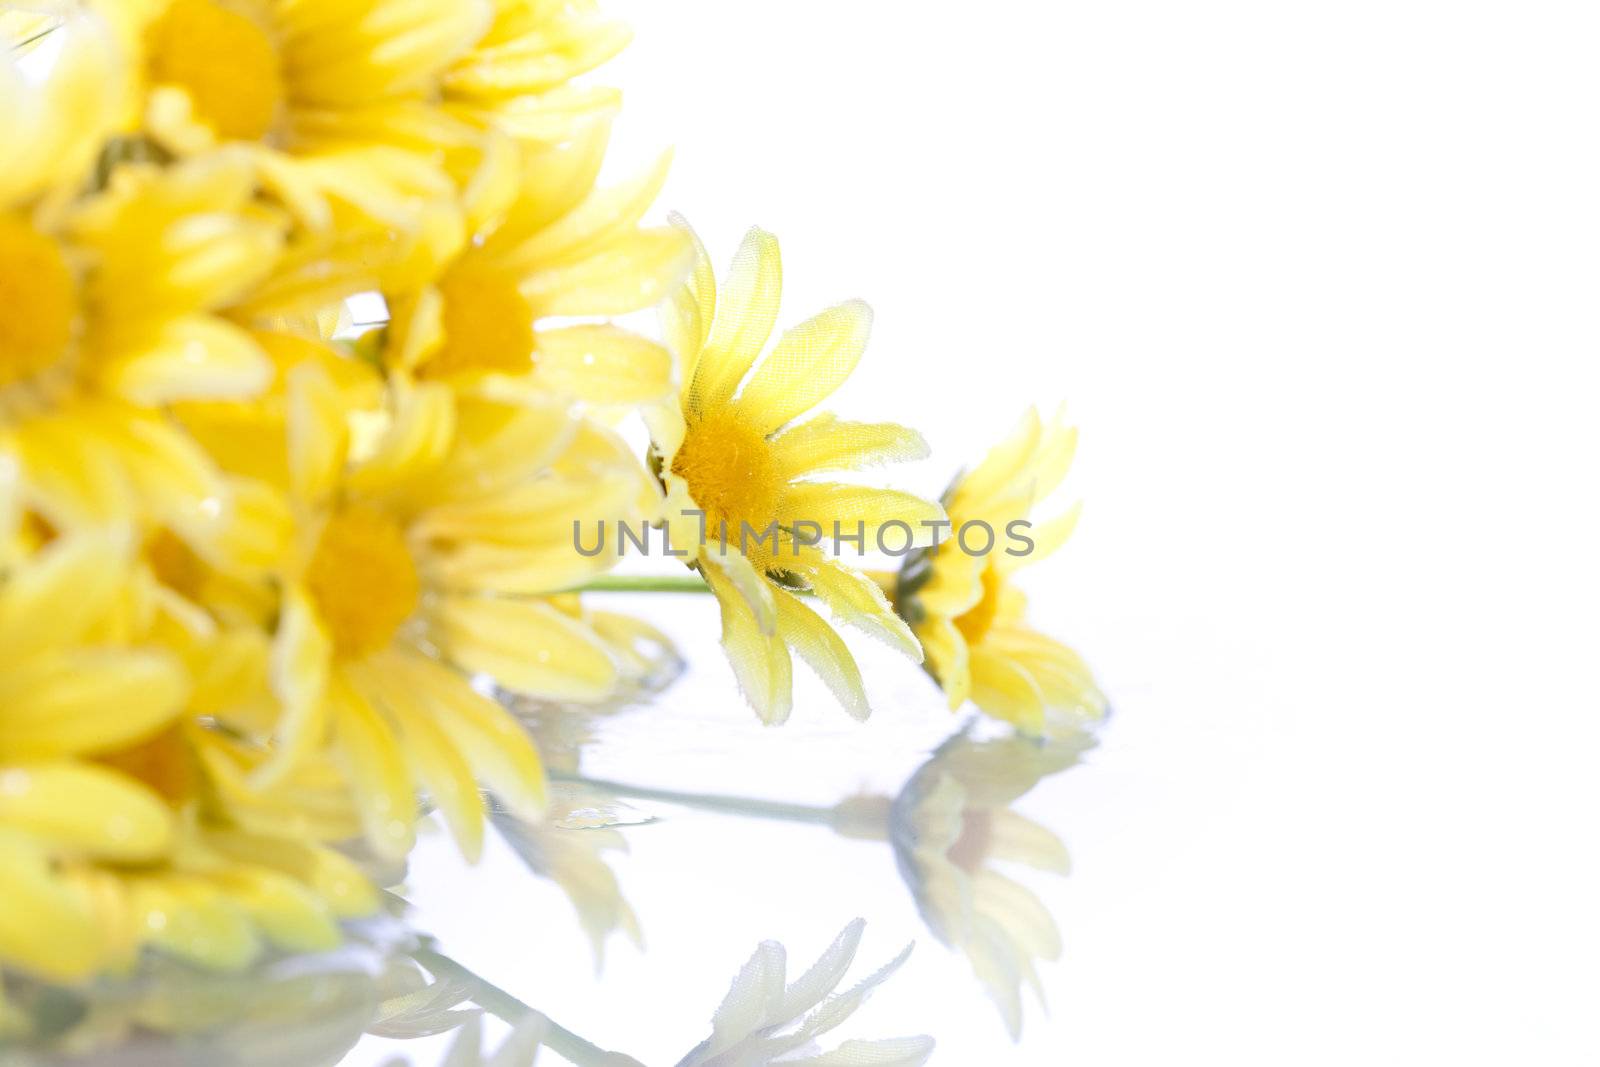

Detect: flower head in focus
[648, 222, 943, 724]
[894, 409, 1105, 735]
[836, 727, 1093, 1040]
[674, 918, 932, 1067]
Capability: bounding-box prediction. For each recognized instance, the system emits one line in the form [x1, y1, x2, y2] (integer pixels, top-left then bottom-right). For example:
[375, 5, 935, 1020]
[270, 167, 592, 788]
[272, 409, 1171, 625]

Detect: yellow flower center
[671, 412, 782, 565]
[419, 268, 537, 379]
[304, 507, 421, 659]
[953, 565, 1004, 646]
[0, 215, 77, 392]
[146, 0, 285, 142]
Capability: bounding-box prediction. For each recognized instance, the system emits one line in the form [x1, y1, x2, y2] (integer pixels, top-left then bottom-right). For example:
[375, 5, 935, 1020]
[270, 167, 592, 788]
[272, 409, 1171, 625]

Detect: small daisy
[895, 409, 1106, 734]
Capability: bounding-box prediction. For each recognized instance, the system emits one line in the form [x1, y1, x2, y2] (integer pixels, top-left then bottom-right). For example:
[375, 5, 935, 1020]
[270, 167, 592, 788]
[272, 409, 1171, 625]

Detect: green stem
[553, 771, 837, 826]
[567, 574, 713, 594]
[412, 946, 640, 1067]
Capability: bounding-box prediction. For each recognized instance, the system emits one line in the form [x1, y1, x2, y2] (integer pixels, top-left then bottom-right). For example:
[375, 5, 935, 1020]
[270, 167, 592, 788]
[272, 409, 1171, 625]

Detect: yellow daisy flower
[62, 725, 374, 976]
[1, 128, 375, 548]
[111, 0, 485, 229]
[384, 125, 689, 405]
[257, 370, 648, 864]
[895, 409, 1106, 735]
[443, 0, 632, 148]
[648, 222, 943, 723]
[0, 533, 370, 980]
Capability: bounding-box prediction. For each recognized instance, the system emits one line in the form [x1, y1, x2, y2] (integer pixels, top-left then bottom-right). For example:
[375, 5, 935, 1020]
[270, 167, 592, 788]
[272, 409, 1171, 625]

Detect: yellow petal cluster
[0, 0, 680, 983]
[0, 0, 1103, 1004]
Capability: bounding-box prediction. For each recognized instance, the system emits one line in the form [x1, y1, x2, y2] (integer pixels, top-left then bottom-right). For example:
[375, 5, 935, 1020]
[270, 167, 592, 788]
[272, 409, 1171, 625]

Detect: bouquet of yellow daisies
[0, 0, 1104, 1040]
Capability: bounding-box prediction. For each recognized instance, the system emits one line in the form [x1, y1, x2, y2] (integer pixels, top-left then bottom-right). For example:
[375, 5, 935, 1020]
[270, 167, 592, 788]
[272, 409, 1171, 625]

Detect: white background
[361, 2, 1600, 1064]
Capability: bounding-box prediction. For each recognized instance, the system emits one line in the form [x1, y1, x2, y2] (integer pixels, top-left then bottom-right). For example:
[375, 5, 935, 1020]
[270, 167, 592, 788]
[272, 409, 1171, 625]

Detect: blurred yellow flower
[1, 26, 318, 546]
[896, 409, 1106, 734]
[257, 374, 647, 863]
[110, 0, 484, 230]
[0, 532, 374, 980]
[384, 125, 688, 406]
[648, 223, 942, 723]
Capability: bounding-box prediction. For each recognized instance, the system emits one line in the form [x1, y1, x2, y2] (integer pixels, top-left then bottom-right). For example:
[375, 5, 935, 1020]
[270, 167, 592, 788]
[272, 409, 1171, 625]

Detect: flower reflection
[570, 721, 1095, 1041]
[490, 803, 642, 971]
[838, 728, 1094, 1039]
[379, 1015, 547, 1067]
[674, 919, 932, 1067]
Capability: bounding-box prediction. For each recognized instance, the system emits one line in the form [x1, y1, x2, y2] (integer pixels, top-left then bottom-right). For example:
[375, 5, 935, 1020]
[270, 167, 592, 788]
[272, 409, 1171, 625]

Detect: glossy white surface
[352, 1, 1599, 1063]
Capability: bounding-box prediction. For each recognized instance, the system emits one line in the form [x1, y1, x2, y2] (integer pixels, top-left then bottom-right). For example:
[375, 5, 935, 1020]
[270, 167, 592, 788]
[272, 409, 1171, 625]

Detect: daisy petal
[771, 415, 929, 479]
[967, 649, 1046, 734]
[432, 595, 617, 702]
[0, 762, 172, 862]
[534, 324, 672, 404]
[774, 592, 869, 721]
[918, 617, 971, 711]
[662, 214, 715, 386]
[105, 316, 272, 405]
[329, 674, 416, 862]
[705, 564, 792, 724]
[286, 363, 349, 506]
[0, 531, 124, 656]
[0, 649, 187, 760]
[0, 831, 101, 981]
[522, 226, 692, 317]
[353, 659, 486, 862]
[778, 484, 945, 550]
[737, 300, 872, 433]
[687, 227, 781, 413]
[382, 651, 547, 823]
[803, 559, 922, 663]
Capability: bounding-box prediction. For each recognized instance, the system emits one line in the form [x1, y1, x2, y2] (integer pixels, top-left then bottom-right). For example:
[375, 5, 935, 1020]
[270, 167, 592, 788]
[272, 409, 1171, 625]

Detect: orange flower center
[419, 267, 537, 379]
[671, 412, 782, 564]
[305, 507, 421, 658]
[146, 0, 285, 142]
[0, 214, 76, 392]
[146, 528, 206, 602]
[98, 727, 198, 808]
